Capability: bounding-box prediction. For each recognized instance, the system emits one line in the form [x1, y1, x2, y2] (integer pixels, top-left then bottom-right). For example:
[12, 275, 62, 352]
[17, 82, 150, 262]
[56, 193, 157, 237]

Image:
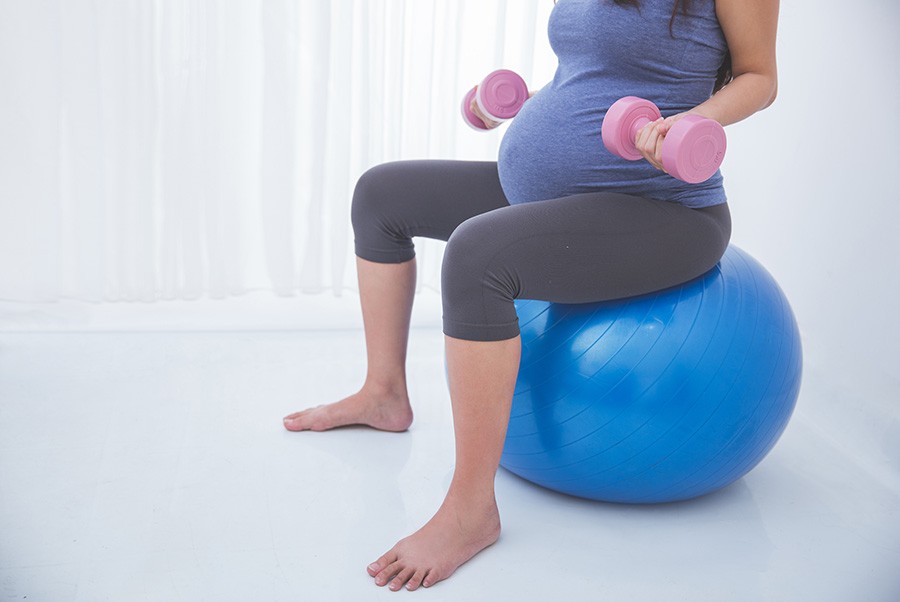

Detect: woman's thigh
[441, 192, 731, 340]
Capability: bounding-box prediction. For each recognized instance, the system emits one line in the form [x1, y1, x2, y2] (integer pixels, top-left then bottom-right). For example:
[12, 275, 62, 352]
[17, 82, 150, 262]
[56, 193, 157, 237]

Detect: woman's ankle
[442, 484, 500, 519]
[361, 377, 409, 403]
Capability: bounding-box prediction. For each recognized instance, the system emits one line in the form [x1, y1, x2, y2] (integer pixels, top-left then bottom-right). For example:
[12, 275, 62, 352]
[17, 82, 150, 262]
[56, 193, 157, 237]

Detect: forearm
[698, 0, 779, 127]
[689, 71, 777, 127]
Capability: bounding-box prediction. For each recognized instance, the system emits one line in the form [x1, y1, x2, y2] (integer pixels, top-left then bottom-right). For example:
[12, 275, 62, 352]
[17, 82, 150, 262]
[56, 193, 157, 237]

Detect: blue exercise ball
[501, 245, 802, 504]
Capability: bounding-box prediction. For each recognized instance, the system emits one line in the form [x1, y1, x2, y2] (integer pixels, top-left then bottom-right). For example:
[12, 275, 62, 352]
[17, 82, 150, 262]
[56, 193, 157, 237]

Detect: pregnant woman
[283, 0, 779, 592]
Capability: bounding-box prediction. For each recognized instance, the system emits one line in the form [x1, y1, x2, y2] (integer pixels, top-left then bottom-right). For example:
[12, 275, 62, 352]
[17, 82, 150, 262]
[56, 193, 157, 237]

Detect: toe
[375, 561, 402, 587]
[367, 550, 396, 577]
[405, 569, 427, 591]
[284, 407, 326, 431]
[283, 417, 308, 431]
[389, 567, 415, 591]
[422, 568, 439, 588]
[284, 407, 316, 421]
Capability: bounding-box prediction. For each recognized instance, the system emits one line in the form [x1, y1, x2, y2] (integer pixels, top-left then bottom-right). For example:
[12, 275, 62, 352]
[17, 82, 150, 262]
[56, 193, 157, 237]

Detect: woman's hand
[468, 86, 537, 130]
[633, 113, 689, 173]
[469, 85, 502, 130]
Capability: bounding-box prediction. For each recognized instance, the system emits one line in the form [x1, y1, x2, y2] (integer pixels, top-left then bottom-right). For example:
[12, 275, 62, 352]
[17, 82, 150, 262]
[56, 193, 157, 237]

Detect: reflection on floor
[1, 330, 898, 601]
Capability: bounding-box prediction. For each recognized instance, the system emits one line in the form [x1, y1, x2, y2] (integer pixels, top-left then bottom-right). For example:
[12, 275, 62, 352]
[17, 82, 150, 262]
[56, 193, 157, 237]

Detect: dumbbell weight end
[460, 69, 529, 130]
[660, 115, 727, 184]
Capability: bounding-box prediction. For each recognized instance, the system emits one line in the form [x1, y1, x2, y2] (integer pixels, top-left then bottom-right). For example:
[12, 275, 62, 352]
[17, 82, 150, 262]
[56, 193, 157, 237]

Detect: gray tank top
[498, 0, 729, 208]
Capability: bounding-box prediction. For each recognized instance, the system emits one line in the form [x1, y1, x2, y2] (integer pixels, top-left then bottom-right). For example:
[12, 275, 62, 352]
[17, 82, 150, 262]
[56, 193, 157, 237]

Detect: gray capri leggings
[352, 160, 731, 342]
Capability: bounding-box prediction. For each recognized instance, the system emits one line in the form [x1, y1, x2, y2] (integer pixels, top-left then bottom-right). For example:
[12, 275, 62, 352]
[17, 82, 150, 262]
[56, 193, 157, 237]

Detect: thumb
[659, 113, 687, 136]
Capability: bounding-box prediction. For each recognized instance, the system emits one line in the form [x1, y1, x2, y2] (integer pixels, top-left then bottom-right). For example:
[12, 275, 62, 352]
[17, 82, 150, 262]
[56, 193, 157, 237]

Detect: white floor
[1, 328, 899, 601]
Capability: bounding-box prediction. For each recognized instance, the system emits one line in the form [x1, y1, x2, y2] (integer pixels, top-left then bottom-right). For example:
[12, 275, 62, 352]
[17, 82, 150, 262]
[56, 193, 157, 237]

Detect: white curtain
[0, 0, 554, 303]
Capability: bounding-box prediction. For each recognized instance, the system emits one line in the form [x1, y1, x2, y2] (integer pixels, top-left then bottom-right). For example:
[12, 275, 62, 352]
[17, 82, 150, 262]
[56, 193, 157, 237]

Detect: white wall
[722, 0, 900, 489]
[0, 1, 897, 487]
[0, 0, 553, 302]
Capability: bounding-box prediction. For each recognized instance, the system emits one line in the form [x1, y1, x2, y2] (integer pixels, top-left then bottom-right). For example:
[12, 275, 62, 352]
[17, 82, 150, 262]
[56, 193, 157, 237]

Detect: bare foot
[282, 388, 413, 432]
[366, 496, 501, 591]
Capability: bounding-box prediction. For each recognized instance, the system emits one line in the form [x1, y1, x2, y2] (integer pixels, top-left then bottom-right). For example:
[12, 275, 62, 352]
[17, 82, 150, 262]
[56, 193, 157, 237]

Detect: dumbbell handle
[627, 115, 655, 142]
[602, 96, 726, 184]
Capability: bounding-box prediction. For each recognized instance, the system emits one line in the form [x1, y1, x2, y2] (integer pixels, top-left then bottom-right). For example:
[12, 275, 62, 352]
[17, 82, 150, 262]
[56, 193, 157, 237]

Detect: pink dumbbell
[461, 69, 529, 131]
[602, 96, 726, 184]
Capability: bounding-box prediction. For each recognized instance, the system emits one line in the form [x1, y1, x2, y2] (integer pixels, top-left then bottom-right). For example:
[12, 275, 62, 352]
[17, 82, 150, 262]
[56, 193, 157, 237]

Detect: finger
[469, 86, 501, 129]
[635, 118, 659, 149]
[471, 101, 499, 129]
[658, 114, 678, 136]
[636, 119, 664, 169]
[652, 133, 666, 171]
[660, 111, 694, 137]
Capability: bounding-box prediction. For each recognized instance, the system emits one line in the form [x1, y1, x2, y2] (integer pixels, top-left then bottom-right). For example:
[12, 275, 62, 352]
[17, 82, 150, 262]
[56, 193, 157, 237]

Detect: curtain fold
[0, 0, 554, 303]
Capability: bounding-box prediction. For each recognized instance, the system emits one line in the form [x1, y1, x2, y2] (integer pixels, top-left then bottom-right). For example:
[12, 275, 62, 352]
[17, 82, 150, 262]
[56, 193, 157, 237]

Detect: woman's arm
[637, 0, 779, 170]
[692, 0, 779, 126]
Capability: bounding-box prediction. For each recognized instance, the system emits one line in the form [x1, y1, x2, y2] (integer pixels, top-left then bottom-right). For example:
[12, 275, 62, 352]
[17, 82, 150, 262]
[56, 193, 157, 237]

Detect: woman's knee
[441, 215, 521, 340]
[350, 163, 399, 230]
[442, 217, 494, 296]
[351, 162, 416, 263]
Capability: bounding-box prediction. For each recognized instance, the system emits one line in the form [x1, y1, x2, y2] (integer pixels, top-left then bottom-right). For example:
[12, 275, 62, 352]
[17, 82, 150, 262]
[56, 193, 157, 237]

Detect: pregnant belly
[497, 86, 727, 208]
[497, 89, 608, 205]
